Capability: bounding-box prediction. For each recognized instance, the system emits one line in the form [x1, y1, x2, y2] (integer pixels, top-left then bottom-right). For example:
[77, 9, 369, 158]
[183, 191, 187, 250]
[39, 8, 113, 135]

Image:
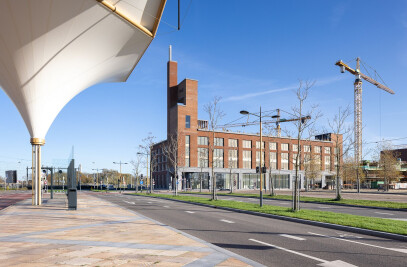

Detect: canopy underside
[0, 0, 166, 139]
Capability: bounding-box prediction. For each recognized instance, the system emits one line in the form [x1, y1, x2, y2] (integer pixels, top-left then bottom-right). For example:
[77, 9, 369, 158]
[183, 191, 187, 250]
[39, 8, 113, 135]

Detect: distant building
[151, 53, 343, 191]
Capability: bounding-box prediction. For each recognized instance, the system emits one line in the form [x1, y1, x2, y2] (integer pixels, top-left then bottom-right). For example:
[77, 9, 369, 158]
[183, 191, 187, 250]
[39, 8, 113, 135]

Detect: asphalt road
[0, 191, 32, 210]
[173, 193, 407, 221]
[97, 193, 407, 267]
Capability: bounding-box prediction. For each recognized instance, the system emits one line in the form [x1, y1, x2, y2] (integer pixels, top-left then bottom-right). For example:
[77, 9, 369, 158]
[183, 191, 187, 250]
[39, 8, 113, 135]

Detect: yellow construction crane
[335, 58, 395, 165]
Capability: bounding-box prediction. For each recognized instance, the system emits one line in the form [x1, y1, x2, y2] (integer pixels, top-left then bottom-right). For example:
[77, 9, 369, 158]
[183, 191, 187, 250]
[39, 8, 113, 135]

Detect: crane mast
[335, 58, 395, 165]
[354, 58, 363, 163]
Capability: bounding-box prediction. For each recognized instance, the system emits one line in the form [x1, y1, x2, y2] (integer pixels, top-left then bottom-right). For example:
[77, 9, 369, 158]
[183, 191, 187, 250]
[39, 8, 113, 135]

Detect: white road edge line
[249, 238, 328, 263]
[374, 212, 394, 216]
[280, 234, 306, 241]
[308, 232, 407, 254]
[220, 219, 235, 224]
[185, 211, 195, 214]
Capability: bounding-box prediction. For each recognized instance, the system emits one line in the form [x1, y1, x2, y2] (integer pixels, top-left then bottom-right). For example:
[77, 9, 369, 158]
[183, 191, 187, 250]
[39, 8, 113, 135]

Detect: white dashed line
[220, 219, 235, 224]
[123, 201, 135, 205]
[148, 202, 152, 204]
[185, 211, 195, 214]
[163, 205, 170, 208]
[318, 206, 330, 209]
[374, 212, 394, 216]
[249, 239, 356, 266]
[280, 234, 306, 241]
[308, 232, 407, 254]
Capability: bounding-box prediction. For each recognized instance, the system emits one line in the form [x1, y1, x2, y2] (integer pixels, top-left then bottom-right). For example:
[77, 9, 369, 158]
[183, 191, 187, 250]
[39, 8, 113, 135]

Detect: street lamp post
[113, 161, 128, 193]
[92, 168, 101, 190]
[240, 107, 265, 207]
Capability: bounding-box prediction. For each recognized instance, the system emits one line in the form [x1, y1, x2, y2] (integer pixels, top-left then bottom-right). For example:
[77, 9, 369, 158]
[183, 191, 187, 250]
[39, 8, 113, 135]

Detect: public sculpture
[0, 0, 166, 205]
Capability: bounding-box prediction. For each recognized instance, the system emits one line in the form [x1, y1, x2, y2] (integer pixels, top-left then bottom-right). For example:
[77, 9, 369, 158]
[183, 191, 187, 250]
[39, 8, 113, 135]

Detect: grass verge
[137, 193, 407, 236]
[180, 191, 407, 210]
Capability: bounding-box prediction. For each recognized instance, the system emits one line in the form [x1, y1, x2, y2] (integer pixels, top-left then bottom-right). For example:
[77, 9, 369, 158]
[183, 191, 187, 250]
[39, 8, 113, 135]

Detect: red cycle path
[0, 192, 32, 210]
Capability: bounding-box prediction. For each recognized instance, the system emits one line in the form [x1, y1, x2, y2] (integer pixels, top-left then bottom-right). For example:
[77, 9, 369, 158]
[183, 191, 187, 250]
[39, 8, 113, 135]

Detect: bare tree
[204, 96, 225, 201]
[341, 156, 363, 188]
[130, 153, 143, 193]
[162, 131, 185, 196]
[303, 153, 322, 190]
[139, 133, 157, 194]
[264, 124, 277, 196]
[291, 80, 321, 211]
[377, 142, 400, 191]
[327, 106, 353, 200]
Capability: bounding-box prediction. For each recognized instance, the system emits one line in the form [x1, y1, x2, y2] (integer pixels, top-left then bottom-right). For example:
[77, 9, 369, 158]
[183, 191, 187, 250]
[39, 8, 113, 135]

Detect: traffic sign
[140, 181, 143, 185]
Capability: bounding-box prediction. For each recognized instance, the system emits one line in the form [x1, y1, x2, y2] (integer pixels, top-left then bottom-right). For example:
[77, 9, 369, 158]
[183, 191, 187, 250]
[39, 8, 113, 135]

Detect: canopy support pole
[31, 138, 45, 206]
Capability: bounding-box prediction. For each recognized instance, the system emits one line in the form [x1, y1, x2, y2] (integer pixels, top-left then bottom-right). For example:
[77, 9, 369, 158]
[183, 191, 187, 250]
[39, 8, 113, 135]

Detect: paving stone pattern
[0, 193, 255, 266]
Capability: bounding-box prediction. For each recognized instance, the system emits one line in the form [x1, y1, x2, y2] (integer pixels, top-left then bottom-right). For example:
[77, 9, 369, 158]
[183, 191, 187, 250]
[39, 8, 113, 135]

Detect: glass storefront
[214, 173, 239, 190]
[183, 172, 209, 190]
[241, 173, 266, 189]
[271, 174, 290, 189]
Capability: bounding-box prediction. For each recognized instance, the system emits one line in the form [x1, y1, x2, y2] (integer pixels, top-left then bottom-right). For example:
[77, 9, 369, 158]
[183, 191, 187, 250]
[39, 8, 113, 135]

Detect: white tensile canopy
[0, 0, 166, 141]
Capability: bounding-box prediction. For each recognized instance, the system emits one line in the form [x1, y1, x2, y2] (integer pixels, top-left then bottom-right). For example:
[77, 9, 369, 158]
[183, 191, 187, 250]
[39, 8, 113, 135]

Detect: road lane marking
[249, 239, 355, 266]
[308, 232, 407, 254]
[374, 212, 394, 216]
[123, 201, 135, 205]
[280, 234, 306, 241]
[220, 219, 235, 224]
[148, 202, 152, 204]
[163, 205, 170, 208]
[185, 211, 195, 214]
[277, 202, 289, 205]
[318, 206, 330, 209]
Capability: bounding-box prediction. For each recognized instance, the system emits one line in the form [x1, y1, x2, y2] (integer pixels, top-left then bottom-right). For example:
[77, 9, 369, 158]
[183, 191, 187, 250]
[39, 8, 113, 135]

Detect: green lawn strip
[142, 193, 407, 236]
[180, 191, 407, 210]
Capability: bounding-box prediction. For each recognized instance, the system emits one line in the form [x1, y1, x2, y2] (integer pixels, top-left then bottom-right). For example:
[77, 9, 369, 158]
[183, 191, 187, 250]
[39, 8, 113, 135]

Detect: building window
[324, 147, 331, 154]
[314, 146, 321, 154]
[334, 147, 340, 155]
[198, 148, 209, 167]
[281, 143, 289, 151]
[315, 155, 321, 170]
[214, 137, 224, 147]
[228, 149, 238, 168]
[325, 155, 331, 171]
[213, 148, 224, 168]
[256, 151, 265, 167]
[186, 115, 190, 128]
[304, 145, 311, 153]
[243, 140, 252, 148]
[185, 135, 190, 167]
[281, 153, 289, 170]
[270, 152, 277, 169]
[228, 139, 238, 148]
[269, 142, 277, 150]
[198, 136, 209, 146]
[243, 150, 252, 169]
[256, 141, 265, 149]
[292, 144, 298, 152]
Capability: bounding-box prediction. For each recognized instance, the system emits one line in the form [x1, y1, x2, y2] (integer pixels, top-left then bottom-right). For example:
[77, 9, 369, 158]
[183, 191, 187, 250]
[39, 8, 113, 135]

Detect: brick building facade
[152, 55, 342, 191]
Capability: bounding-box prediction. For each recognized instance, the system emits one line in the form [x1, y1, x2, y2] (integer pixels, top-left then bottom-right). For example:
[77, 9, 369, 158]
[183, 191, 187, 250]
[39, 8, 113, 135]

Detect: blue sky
[1, 0, 407, 179]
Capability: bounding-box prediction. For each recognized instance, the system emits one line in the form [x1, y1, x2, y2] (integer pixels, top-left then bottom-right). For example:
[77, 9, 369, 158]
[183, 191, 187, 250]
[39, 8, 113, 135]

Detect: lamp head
[240, 110, 249, 115]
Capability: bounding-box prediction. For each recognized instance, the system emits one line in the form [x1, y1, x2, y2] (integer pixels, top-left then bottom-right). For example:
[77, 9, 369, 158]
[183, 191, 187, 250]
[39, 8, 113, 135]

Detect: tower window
[186, 115, 190, 128]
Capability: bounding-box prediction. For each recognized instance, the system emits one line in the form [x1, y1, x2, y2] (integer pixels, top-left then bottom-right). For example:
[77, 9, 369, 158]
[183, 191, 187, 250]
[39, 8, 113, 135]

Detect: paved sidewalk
[0, 193, 259, 266]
